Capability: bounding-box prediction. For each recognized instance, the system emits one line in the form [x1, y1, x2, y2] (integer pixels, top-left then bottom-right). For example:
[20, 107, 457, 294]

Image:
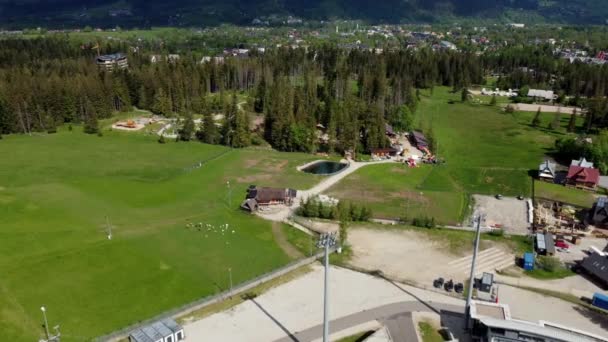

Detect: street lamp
[39, 306, 60, 342]
[41, 306, 50, 341]
[317, 232, 338, 342]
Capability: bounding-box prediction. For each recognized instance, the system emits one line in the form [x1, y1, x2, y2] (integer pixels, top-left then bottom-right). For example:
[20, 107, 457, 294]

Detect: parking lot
[472, 195, 530, 235]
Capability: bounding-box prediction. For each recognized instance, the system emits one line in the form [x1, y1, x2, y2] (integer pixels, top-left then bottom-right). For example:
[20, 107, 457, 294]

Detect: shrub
[488, 229, 504, 237]
[537, 256, 561, 272]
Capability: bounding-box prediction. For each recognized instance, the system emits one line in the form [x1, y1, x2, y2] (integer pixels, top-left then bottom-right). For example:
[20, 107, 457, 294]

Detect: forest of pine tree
[2, 37, 608, 154]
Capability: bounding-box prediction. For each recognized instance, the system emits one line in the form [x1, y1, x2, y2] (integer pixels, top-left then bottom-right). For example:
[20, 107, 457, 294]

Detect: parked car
[454, 283, 464, 293]
[434, 277, 445, 288]
[555, 240, 570, 249]
[439, 327, 458, 341]
[444, 279, 454, 292]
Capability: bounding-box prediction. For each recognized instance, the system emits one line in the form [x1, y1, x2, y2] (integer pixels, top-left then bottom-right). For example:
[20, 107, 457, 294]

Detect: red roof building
[565, 165, 600, 190]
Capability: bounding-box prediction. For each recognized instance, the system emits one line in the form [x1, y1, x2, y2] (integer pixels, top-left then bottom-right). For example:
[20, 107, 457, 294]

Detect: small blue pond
[301, 161, 348, 175]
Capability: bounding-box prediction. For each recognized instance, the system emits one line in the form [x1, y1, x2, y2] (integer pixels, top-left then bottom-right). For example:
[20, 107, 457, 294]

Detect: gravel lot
[509, 103, 583, 115]
[347, 227, 514, 286]
[473, 195, 530, 235]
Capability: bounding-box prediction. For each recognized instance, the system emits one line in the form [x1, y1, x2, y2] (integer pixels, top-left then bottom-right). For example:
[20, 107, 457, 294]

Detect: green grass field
[326, 164, 466, 224]
[0, 128, 321, 341]
[534, 180, 599, 208]
[328, 87, 582, 223]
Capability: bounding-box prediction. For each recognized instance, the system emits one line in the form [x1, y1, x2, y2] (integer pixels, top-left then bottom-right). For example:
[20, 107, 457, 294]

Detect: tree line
[3, 37, 608, 150]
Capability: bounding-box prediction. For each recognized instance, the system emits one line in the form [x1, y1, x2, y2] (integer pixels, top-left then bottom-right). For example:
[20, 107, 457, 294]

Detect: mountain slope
[0, 0, 606, 28]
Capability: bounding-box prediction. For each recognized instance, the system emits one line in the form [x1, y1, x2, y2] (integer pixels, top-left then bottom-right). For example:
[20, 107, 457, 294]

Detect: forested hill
[0, 0, 607, 28]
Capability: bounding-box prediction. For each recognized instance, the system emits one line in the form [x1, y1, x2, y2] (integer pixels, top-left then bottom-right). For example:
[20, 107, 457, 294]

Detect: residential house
[590, 197, 608, 227]
[538, 160, 556, 182]
[240, 186, 297, 211]
[371, 148, 398, 159]
[580, 253, 608, 289]
[565, 164, 600, 190]
[411, 131, 429, 150]
[96, 53, 128, 71]
[385, 123, 396, 138]
[571, 157, 594, 168]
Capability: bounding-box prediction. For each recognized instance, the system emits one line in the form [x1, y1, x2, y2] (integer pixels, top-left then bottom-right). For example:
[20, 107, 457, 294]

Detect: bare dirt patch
[347, 227, 455, 284]
[236, 174, 273, 184]
[347, 227, 513, 286]
[243, 158, 260, 168]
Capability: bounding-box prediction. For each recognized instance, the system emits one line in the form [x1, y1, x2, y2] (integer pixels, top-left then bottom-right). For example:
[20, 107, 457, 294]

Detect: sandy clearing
[347, 228, 454, 285]
[507, 103, 584, 115]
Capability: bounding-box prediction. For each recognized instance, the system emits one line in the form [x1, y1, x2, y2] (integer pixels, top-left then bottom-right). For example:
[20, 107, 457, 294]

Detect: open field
[326, 164, 466, 224]
[0, 128, 321, 341]
[328, 87, 578, 223]
[534, 180, 600, 208]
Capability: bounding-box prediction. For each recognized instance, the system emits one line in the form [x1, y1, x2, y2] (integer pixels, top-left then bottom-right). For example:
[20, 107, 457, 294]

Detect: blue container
[592, 293, 608, 311]
[523, 252, 534, 271]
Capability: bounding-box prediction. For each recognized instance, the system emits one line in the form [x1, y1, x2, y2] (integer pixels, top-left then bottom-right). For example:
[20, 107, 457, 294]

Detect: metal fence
[93, 249, 333, 342]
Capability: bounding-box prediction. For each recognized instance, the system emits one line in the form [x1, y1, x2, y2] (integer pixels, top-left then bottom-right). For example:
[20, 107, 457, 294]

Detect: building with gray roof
[129, 318, 185, 342]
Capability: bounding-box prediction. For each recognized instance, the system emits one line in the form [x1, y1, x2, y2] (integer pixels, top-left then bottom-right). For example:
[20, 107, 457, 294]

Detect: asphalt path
[271, 301, 464, 342]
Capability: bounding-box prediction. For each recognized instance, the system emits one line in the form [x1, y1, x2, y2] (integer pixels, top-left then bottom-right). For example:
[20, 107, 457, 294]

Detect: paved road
[272, 301, 464, 342]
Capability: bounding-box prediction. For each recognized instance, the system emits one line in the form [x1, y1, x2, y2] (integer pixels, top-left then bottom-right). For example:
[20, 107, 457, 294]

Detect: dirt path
[271, 222, 303, 259]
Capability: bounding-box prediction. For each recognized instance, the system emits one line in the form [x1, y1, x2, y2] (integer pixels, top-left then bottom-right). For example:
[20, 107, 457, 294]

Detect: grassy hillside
[0, 128, 320, 341]
[0, 0, 606, 28]
[327, 87, 584, 224]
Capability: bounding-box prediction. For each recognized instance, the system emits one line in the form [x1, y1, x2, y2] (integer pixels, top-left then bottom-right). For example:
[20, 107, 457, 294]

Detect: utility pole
[465, 215, 483, 330]
[226, 181, 232, 207]
[40, 306, 60, 342]
[317, 233, 338, 342]
[105, 215, 112, 240]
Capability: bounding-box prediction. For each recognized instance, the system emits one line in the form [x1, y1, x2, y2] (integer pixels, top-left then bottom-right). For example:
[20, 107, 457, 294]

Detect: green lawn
[418, 321, 443, 342]
[534, 180, 598, 208]
[326, 164, 466, 224]
[525, 268, 576, 280]
[328, 87, 574, 224]
[0, 128, 321, 341]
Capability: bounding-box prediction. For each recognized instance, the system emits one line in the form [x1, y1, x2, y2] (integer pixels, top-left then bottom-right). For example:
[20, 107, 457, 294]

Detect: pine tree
[152, 88, 172, 116]
[531, 107, 542, 127]
[461, 87, 469, 103]
[567, 109, 577, 133]
[197, 112, 219, 144]
[550, 108, 561, 130]
[178, 113, 195, 141]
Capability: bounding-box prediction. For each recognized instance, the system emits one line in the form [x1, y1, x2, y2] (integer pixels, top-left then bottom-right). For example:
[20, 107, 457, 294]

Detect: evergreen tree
[197, 112, 219, 144]
[490, 95, 497, 106]
[532, 107, 542, 127]
[567, 109, 577, 133]
[152, 88, 172, 116]
[158, 134, 166, 144]
[178, 113, 195, 141]
[83, 114, 99, 134]
[550, 108, 561, 130]
[461, 87, 469, 103]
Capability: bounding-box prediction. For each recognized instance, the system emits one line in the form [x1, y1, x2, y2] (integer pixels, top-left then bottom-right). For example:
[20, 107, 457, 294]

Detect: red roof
[566, 165, 600, 185]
